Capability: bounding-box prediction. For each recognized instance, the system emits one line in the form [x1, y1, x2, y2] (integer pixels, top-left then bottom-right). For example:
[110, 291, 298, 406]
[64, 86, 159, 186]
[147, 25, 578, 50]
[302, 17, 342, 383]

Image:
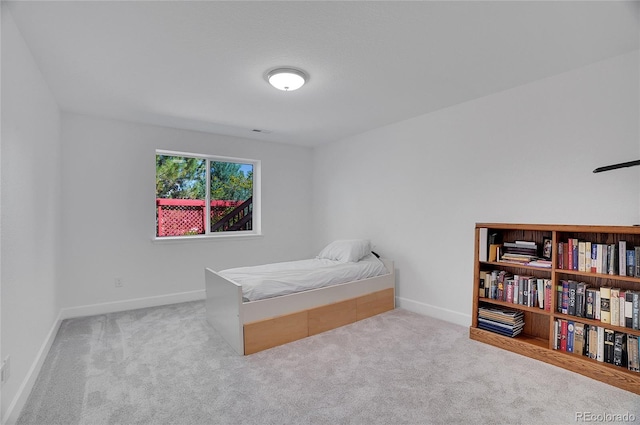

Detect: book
[544, 280, 552, 312]
[600, 287, 611, 324]
[636, 334, 640, 372]
[584, 324, 590, 357]
[591, 243, 598, 273]
[560, 319, 568, 351]
[585, 288, 596, 320]
[503, 242, 538, 255]
[595, 291, 601, 320]
[489, 244, 500, 262]
[604, 328, 615, 364]
[526, 259, 552, 268]
[488, 271, 496, 299]
[479, 271, 490, 298]
[596, 326, 604, 362]
[479, 228, 488, 262]
[596, 244, 604, 274]
[498, 273, 506, 300]
[477, 320, 523, 337]
[536, 278, 544, 310]
[633, 292, 639, 330]
[613, 332, 627, 367]
[567, 239, 574, 270]
[636, 246, 640, 277]
[584, 241, 591, 273]
[619, 241, 627, 276]
[628, 335, 640, 372]
[588, 325, 598, 359]
[518, 276, 525, 305]
[574, 323, 585, 356]
[497, 271, 507, 301]
[567, 321, 575, 353]
[561, 281, 569, 315]
[619, 290, 626, 328]
[506, 279, 515, 303]
[575, 282, 586, 318]
[627, 249, 635, 277]
[610, 288, 620, 327]
[477, 306, 525, 338]
[572, 239, 579, 271]
[514, 240, 536, 246]
[557, 242, 564, 269]
[578, 242, 586, 272]
[608, 244, 617, 275]
[625, 291, 634, 328]
[568, 281, 577, 316]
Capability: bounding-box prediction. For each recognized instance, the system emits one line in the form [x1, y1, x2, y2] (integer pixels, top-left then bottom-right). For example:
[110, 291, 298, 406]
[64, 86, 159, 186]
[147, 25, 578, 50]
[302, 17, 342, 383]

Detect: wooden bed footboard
[205, 259, 396, 355]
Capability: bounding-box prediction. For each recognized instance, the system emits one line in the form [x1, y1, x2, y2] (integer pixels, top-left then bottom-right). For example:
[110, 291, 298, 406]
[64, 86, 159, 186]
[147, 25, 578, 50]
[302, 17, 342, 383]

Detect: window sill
[152, 233, 263, 244]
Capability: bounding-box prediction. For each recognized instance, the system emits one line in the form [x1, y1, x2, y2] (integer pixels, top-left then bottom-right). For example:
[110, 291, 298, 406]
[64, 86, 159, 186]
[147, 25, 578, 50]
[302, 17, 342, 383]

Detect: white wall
[59, 113, 314, 313]
[313, 51, 640, 326]
[1, 6, 62, 423]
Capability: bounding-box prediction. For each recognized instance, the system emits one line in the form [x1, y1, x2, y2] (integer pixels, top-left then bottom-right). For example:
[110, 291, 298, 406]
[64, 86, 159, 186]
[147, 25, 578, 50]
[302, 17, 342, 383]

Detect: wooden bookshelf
[470, 223, 640, 395]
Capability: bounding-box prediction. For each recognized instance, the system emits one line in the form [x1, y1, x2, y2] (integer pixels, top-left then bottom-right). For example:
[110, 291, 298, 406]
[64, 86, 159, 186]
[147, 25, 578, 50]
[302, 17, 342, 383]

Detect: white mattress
[219, 253, 389, 302]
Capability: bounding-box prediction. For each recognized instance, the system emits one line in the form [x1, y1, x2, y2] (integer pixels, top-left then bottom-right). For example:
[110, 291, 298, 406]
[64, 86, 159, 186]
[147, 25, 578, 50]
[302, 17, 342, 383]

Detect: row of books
[558, 239, 640, 277]
[554, 319, 640, 372]
[478, 306, 524, 337]
[557, 281, 640, 330]
[479, 270, 552, 310]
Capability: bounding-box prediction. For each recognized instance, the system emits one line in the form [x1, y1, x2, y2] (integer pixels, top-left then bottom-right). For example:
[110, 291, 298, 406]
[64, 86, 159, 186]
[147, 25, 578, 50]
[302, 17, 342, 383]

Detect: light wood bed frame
[205, 258, 395, 355]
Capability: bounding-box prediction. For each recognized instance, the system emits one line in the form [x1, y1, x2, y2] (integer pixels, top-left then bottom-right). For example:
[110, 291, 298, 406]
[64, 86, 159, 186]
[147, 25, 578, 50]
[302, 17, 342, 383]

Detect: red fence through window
[156, 198, 243, 236]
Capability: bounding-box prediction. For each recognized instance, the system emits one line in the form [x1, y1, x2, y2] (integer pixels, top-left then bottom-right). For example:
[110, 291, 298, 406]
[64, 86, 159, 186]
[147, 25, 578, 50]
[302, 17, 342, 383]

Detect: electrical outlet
[115, 277, 123, 288]
[1, 356, 10, 384]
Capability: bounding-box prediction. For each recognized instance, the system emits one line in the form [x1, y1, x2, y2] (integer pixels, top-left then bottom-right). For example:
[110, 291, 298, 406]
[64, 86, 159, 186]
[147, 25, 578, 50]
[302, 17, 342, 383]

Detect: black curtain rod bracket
[592, 159, 640, 173]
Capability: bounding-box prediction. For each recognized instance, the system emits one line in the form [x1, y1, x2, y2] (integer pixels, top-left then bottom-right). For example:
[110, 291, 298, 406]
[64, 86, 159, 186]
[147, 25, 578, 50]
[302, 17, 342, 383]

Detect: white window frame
[154, 149, 261, 241]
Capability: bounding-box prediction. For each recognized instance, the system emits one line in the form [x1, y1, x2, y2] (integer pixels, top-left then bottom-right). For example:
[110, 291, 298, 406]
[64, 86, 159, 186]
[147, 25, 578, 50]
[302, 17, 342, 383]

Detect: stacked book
[478, 306, 525, 337]
[500, 240, 539, 265]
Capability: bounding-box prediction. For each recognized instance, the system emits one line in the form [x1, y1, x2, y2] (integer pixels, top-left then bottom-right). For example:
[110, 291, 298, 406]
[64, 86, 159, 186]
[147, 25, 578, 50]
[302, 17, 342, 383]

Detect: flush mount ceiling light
[267, 68, 308, 91]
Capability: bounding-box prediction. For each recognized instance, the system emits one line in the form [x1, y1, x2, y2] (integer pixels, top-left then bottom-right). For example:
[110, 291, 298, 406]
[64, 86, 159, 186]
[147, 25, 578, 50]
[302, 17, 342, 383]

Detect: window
[155, 150, 260, 238]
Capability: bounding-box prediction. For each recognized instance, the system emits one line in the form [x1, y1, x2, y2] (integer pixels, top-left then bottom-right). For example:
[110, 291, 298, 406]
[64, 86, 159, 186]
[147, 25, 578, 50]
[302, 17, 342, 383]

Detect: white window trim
[153, 149, 261, 241]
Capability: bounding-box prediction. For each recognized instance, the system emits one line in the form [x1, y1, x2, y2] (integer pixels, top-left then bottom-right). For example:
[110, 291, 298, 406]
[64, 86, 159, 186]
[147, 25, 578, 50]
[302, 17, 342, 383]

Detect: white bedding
[219, 253, 389, 302]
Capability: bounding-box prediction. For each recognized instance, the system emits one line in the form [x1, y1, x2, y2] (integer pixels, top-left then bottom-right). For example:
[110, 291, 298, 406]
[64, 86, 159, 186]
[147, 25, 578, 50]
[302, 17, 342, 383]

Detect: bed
[205, 240, 396, 355]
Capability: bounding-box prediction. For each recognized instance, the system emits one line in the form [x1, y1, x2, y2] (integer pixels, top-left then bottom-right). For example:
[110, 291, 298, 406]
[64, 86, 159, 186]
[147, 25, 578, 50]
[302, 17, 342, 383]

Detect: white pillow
[317, 239, 371, 263]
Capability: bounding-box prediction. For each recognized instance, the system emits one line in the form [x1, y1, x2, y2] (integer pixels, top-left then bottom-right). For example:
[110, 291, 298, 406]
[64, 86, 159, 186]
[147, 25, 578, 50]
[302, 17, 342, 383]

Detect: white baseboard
[59, 289, 206, 320]
[395, 296, 471, 327]
[3, 289, 206, 425]
[3, 312, 62, 425]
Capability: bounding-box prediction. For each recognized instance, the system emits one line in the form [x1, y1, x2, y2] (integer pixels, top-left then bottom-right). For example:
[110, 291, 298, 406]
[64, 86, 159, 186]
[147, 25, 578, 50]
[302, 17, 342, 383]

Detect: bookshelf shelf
[555, 269, 640, 284]
[470, 223, 640, 395]
[479, 298, 552, 316]
[481, 261, 552, 272]
[552, 313, 640, 337]
[470, 327, 548, 350]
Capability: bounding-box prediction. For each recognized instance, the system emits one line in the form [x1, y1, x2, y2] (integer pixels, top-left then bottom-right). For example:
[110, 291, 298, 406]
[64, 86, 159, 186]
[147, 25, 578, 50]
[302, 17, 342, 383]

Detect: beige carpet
[17, 300, 640, 425]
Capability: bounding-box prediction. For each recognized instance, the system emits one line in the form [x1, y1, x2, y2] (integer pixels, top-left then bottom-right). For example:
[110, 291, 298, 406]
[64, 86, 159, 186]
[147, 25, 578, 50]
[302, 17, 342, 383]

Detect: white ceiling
[5, 1, 640, 147]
